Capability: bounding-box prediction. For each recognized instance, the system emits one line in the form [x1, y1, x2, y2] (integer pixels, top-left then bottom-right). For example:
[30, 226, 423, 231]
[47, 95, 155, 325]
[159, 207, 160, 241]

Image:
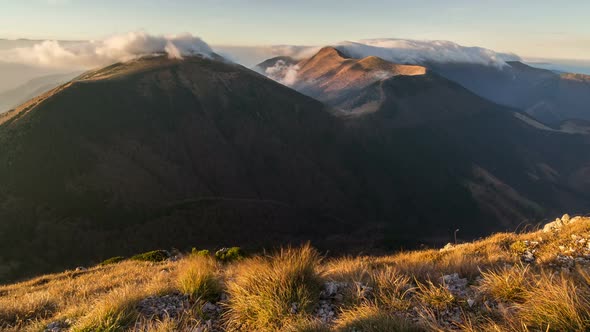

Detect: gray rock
[441, 243, 455, 251]
[543, 218, 563, 233]
[321, 281, 347, 299]
[136, 292, 189, 319]
[44, 319, 71, 332]
[441, 273, 468, 296]
[562, 214, 571, 224]
[522, 250, 535, 263]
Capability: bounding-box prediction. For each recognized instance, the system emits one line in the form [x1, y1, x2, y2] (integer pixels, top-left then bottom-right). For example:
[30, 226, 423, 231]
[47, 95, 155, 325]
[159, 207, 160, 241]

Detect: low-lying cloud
[267, 45, 322, 61]
[0, 35, 521, 72]
[0, 32, 213, 69]
[238, 39, 520, 68]
[264, 59, 300, 86]
[335, 39, 520, 67]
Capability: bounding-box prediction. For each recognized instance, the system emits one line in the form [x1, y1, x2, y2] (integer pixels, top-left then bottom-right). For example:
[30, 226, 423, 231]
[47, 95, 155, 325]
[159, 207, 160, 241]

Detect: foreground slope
[1, 215, 589, 331]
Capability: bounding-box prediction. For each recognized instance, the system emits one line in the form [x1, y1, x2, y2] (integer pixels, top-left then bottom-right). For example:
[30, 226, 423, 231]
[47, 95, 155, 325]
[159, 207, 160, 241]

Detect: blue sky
[1, 0, 589, 60]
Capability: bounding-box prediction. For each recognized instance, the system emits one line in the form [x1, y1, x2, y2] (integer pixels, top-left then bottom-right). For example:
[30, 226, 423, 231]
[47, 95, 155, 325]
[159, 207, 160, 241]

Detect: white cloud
[335, 39, 520, 68]
[267, 45, 322, 60]
[242, 39, 520, 68]
[0, 32, 213, 69]
[264, 59, 300, 86]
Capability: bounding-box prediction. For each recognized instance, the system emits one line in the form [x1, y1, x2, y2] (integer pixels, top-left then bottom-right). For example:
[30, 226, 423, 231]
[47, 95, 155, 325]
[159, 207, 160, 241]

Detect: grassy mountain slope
[0, 56, 365, 281]
[0, 55, 487, 282]
[257, 47, 426, 112]
[2, 54, 590, 283]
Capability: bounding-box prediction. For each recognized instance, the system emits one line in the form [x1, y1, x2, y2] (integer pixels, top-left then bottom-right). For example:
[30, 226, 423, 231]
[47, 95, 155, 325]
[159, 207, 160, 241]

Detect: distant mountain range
[428, 61, 590, 125]
[0, 72, 81, 113]
[257, 47, 590, 126]
[2, 50, 590, 282]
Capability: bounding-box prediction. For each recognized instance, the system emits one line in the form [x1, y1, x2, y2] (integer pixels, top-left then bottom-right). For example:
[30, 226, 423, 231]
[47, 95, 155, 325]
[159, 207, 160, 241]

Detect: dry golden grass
[321, 256, 373, 284]
[176, 255, 221, 302]
[518, 271, 590, 331]
[133, 308, 211, 332]
[0, 260, 176, 331]
[283, 317, 331, 332]
[374, 232, 519, 282]
[478, 264, 531, 303]
[334, 303, 423, 332]
[0, 216, 589, 331]
[371, 266, 413, 310]
[224, 244, 322, 331]
[415, 279, 455, 311]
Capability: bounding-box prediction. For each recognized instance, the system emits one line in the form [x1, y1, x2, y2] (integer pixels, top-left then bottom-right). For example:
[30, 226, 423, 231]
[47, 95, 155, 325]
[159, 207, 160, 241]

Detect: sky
[0, 0, 589, 60]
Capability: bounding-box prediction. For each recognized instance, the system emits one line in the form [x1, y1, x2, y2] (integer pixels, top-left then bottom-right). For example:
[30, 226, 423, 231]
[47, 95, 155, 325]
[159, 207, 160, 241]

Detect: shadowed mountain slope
[428, 61, 590, 125]
[2, 54, 590, 282]
[0, 56, 364, 280]
[255, 48, 590, 239]
[258, 48, 590, 125]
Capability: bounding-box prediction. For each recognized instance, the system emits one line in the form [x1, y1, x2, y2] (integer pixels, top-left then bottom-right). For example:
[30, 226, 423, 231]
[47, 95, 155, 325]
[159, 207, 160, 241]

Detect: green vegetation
[215, 247, 245, 263]
[99, 256, 126, 266]
[130, 250, 169, 262]
[510, 240, 528, 255]
[191, 248, 210, 257]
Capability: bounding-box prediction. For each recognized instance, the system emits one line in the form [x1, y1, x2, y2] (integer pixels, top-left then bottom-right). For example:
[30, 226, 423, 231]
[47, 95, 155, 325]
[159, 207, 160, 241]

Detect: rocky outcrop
[541, 214, 586, 232]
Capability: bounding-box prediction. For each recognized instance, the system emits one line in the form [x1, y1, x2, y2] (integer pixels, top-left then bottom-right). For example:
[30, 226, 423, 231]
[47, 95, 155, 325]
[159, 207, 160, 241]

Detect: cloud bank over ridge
[256, 39, 520, 68]
[335, 39, 520, 67]
[0, 34, 521, 71]
[0, 32, 213, 69]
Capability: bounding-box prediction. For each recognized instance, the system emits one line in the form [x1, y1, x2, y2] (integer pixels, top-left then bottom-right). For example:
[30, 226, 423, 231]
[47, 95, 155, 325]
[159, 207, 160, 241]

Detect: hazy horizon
[1, 0, 589, 61]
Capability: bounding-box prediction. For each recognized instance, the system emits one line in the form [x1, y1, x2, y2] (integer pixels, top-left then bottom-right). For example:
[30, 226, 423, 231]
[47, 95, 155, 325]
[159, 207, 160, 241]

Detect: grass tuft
[371, 266, 414, 310]
[224, 244, 322, 331]
[416, 279, 455, 311]
[478, 264, 531, 303]
[519, 271, 590, 331]
[72, 286, 143, 332]
[177, 255, 221, 302]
